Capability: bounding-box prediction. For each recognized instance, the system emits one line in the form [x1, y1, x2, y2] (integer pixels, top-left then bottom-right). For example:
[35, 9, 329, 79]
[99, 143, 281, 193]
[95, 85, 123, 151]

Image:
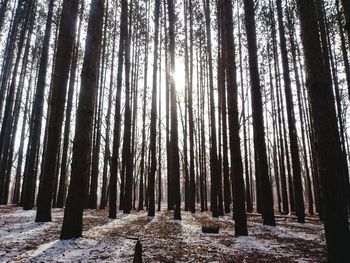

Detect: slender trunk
[13, 86, 30, 204]
[138, 1, 150, 211]
[148, 0, 160, 217]
[3, 1, 35, 208]
[223, 0, 247, 236]
[100, 11, 117, 210]
[276, 0, 304, 222]
[167, 0, 181, 220]
[243, 0, 275, 226]
[202, 0, 219, 218]
[109, 0, 128, 219]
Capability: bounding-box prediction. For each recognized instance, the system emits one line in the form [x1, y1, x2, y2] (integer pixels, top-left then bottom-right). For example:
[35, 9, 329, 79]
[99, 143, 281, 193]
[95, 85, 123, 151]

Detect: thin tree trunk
[276, 0, 304, 222]
[148, 0, 160, 217]
[109, 0, 128, 219]
[223, 0, 247, 236]
[167, 0, 181, 220]
[202, 0, 219, 218]
[121, 1, 132, 214]
[243, 0, 275, 226]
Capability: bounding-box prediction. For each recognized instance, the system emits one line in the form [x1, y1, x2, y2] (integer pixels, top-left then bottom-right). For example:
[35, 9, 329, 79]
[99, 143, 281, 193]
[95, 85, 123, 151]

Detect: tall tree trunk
[12, 85, 30, 204]
[109, 0, 128, 219]
[35, 0, 79, 221]
[158, 25, 163, 211]
[188, 0, 196, 214]
[243, 0, 275, 226]
[238, 5, 252, 214]
[183, 0, 190, 212]
[121, 1, 132, 214]
[138, 0, 150, 211]
[56, 1, 84, 209]
[60, 0, 104, 239]
[276, 0, 304, 222]
[2, 1, 35, 208]
[0, 0, 26, 119]
[202, 0, 219, 218]
[167, 0, 181, 220]
[223, 0, 247, 236]
[0, 43, 27, 204]
[25, 0, 54, 208]
[100, 10, 117, 210]
[288, 22, 313, 215]
[296, 0, 350, 261]
[148, 0, 160, 217]
[270, 10, 289, 214]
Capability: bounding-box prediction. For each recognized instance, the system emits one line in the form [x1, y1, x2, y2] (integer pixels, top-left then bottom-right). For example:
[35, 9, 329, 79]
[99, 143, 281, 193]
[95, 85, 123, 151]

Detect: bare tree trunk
[276, 0, 304, 222]
[100, 10, 117, 210]
[3, 1, 35, 208]
[109, 0, 128, 219]
[296, 0, 350, 261]
[60, 0, 104, 239]
[148, 0, 161, 217]
[243, 0, 275, 226]
[223, 0, 247, 236]
[35, 0, 80, 220]
[167, 0, 181, 220]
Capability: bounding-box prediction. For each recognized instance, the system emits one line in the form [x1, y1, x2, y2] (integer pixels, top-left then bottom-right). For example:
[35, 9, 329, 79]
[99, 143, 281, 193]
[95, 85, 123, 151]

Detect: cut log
[202, 226, 219, 234]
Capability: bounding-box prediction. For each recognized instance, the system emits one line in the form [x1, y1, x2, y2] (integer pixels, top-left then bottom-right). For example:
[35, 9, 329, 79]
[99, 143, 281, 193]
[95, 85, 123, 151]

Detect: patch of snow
[234, 236, 271, 252]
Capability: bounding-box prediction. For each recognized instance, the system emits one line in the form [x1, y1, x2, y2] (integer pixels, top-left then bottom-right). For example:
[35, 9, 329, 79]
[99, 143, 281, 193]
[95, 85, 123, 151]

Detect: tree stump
[133, 240, 142, 263]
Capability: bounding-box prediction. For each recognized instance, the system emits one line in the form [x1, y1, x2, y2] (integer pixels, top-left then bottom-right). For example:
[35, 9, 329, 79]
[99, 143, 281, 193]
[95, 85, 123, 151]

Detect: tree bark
[296, 0, 350, 261]
[35, 0, 80, 221]
[243, 0, 275, 226]
[60, 0, 104, 239]
[223, 0, 248, 236]
[167, 0, 181, 220]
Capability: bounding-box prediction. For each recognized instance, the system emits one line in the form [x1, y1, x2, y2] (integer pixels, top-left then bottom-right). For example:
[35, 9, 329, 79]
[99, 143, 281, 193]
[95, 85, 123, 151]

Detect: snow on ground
[0, 206, 327, 262]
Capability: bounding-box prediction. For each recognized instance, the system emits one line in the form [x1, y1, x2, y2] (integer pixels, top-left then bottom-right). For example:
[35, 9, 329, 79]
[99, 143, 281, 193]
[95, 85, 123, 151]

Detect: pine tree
[35, 0, 80, 221]
[243, 0, 275, 226]
[60, 0, 104, 239]
[296, 0, 350, 261]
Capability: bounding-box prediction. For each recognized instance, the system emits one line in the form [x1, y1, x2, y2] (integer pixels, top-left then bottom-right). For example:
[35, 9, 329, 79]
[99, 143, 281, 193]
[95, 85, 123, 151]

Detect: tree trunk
[223, 0, 248, 236]
[243, 0, 275, 226]
[276, 0, 305, 223]
[202, 0, 219, 218]
[167, 0, 181, 220]
[60, 0, 104, 239]
[121, 1, 132, 214]
[296, 0, 350, 261]
[148, 0, 160, 217]
[2, 1, 35, 208]
[35, 0, 80, 221]
[109, 0, 128, 219]
[56, 1, 84, 209]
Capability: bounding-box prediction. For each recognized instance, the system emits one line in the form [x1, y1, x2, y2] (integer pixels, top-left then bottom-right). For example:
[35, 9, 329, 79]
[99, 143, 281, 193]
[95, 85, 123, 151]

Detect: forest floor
[0, 205, 326, 262]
